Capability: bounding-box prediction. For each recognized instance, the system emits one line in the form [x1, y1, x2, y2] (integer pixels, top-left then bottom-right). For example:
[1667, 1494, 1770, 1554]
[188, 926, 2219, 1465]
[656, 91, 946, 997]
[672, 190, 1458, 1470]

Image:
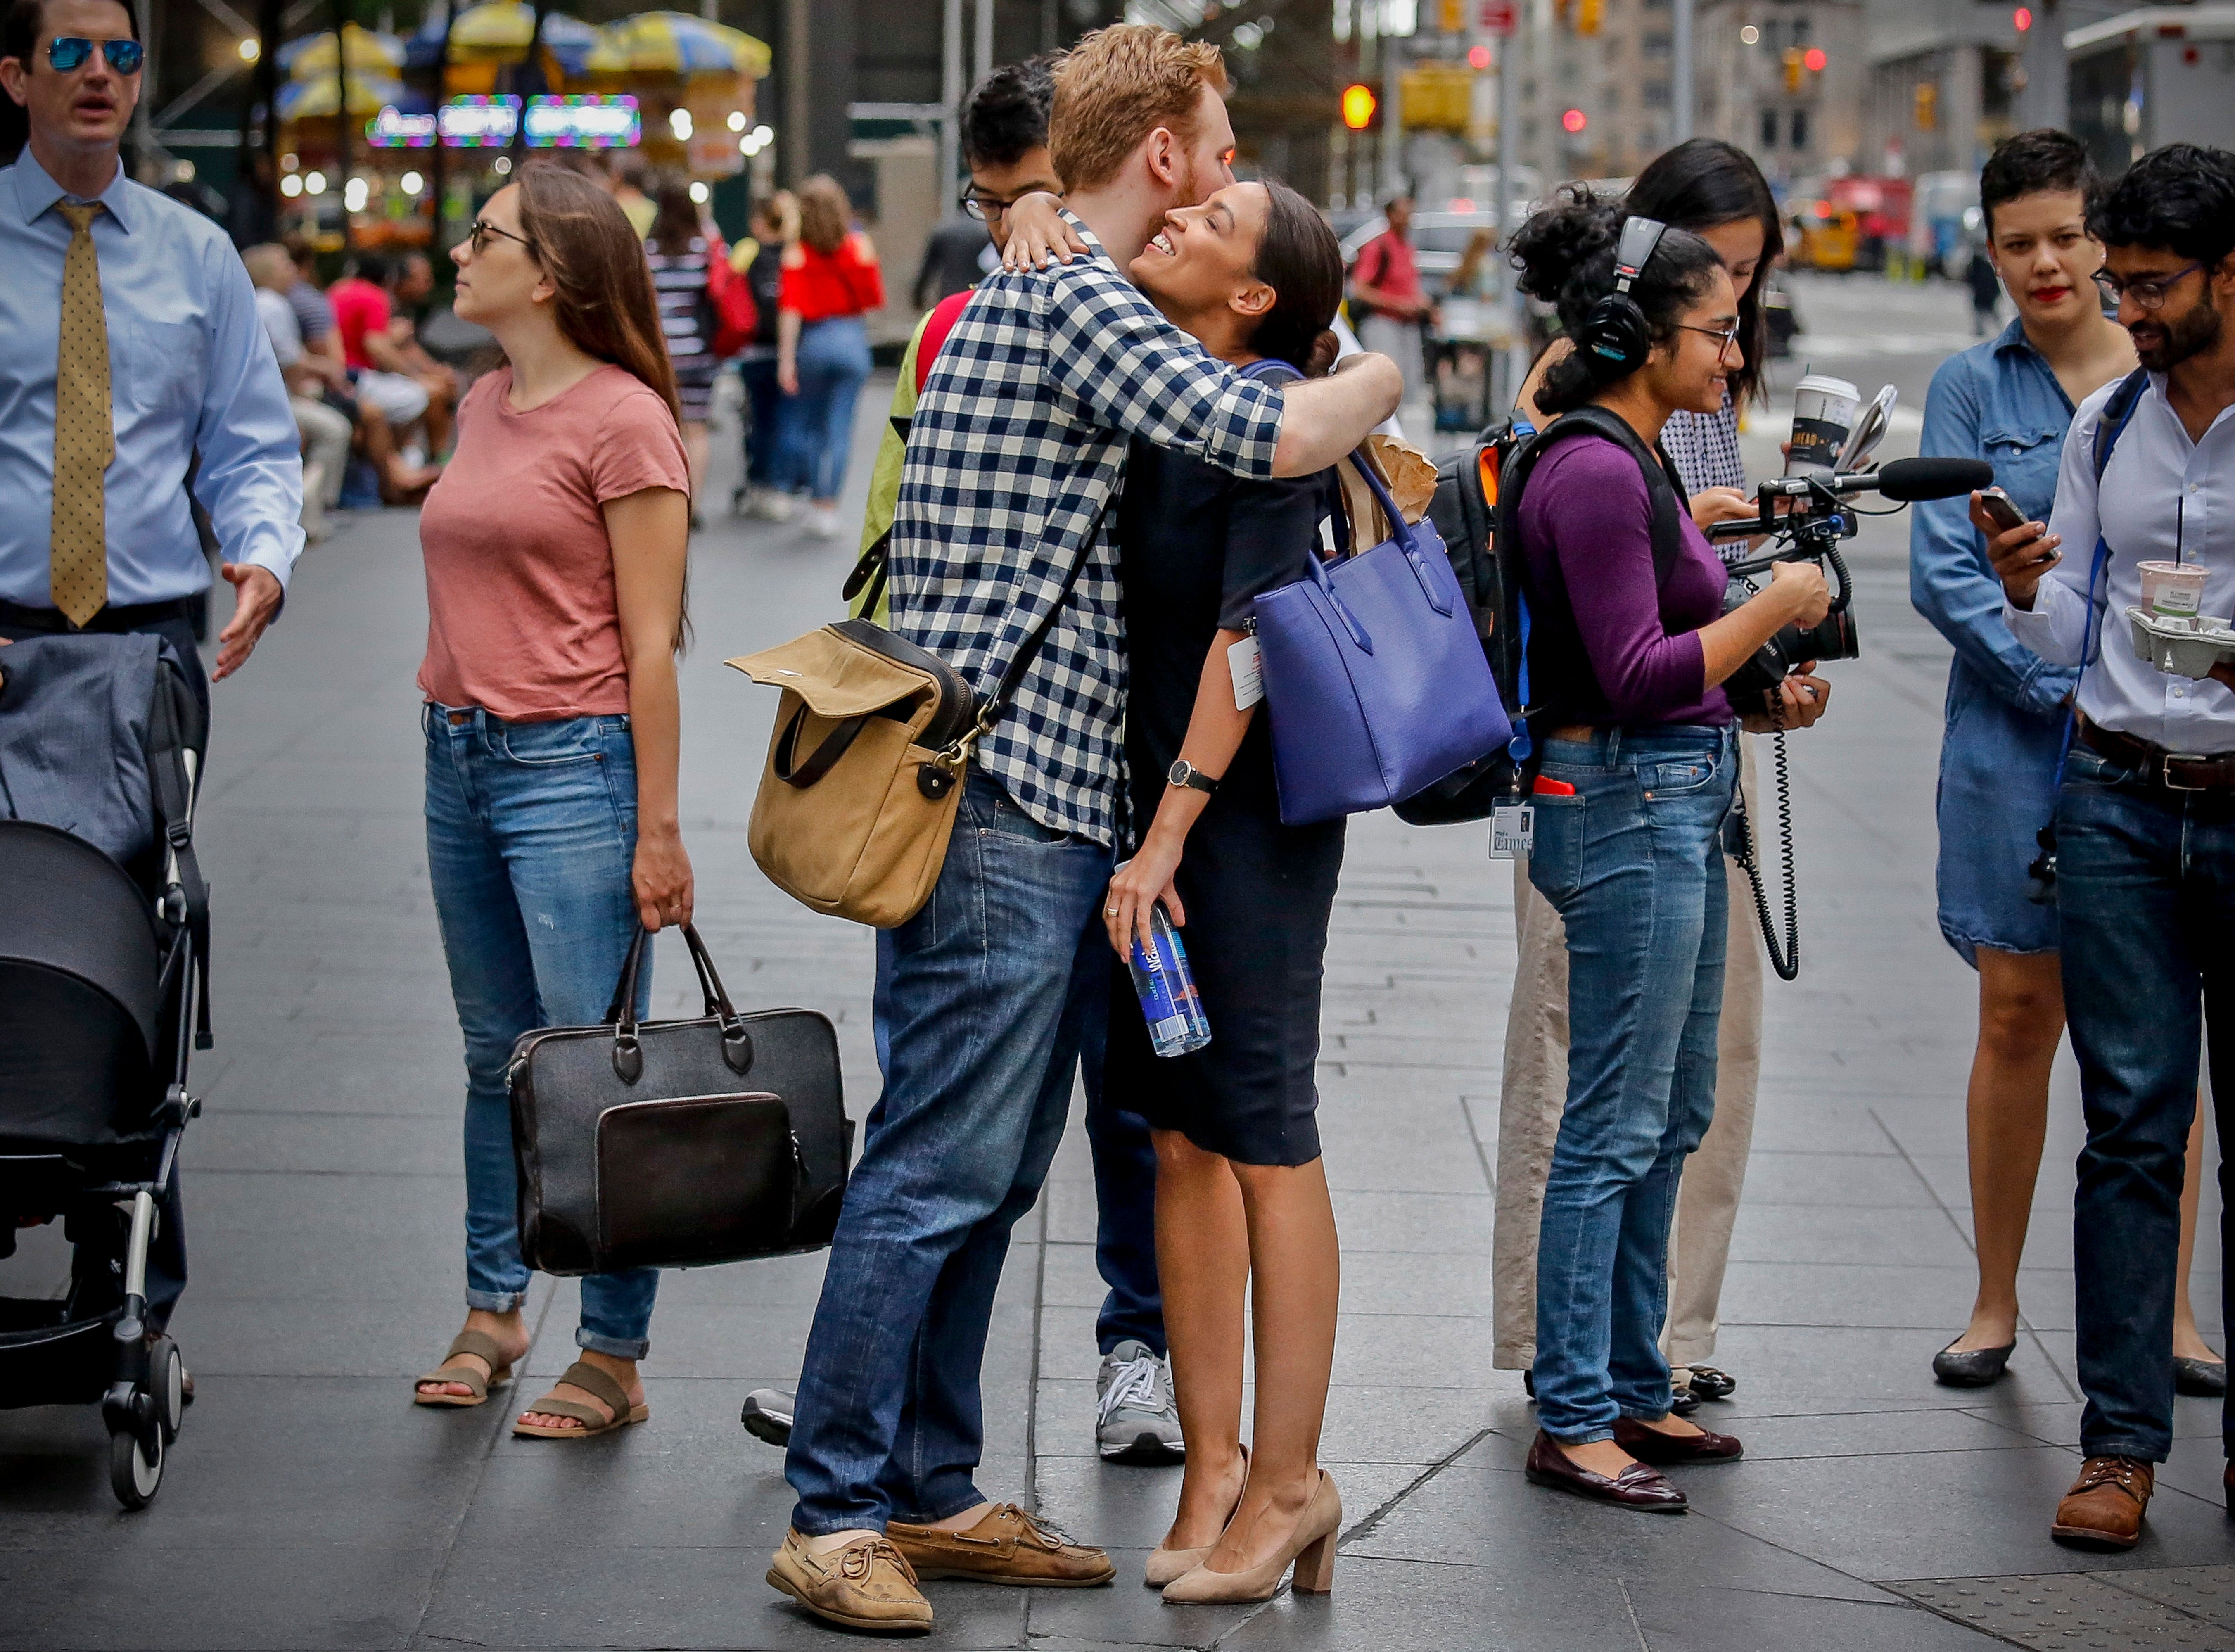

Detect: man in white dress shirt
[1985, 143, 2235, 1551]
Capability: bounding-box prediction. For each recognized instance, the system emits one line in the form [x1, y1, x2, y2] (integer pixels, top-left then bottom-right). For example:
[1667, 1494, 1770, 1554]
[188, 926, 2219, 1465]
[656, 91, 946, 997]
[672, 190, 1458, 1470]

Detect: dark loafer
[1932, 1338, 2015, 1387]
[1685, 1364, 1737, 1400]
[1612, 1415, 1743, 1465]
[2175, 1357, 2228, 1398]
[1524, 1430, 1688, 1512]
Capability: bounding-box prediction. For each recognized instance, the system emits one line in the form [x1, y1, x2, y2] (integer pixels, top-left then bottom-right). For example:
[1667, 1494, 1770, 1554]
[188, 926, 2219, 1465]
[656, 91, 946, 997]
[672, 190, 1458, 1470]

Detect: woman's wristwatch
[1168, 759, 1218, 796]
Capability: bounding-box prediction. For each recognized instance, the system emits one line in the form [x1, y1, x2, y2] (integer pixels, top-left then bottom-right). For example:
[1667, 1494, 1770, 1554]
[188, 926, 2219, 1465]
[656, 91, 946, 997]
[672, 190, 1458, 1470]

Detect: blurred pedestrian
[1349, 188, 1429, 408]
[777, 173, 881, 540]
[0, 0, 304, 1386]
[410, 162, 693, 1441]
[1968, 242, 2002, 336]
[606, 148, 655, 239]
[1908, 130, 2225, 1396]
[1982, 143, 2235, 1550]
[1104, 179, 1351, 1605]
[643, 172, 716, 512]
[1503, 192, 1832, 1512]
[244, 242, 350, 535]
[730, 190, 793, 520]
[326, 252, 442, 498]
[914, 203, 992, 307]
[1497, 139, 1786, 1414]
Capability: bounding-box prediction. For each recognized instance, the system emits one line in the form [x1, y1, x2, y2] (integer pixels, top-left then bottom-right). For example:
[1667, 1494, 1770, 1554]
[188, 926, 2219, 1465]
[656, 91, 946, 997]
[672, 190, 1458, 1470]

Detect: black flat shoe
[1933, 1338, 2016, 1387]
[1685, 1364, 1737, 1400]
[1669, 1385, 1701, 1415]
[1524, 1430, 1687, 1512]
[2176, 1356, 2228, 1398]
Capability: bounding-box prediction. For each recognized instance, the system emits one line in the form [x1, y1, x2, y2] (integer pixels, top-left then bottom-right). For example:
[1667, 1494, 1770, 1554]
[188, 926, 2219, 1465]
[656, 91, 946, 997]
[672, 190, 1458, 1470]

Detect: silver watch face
[1169, 760, 1193, 786]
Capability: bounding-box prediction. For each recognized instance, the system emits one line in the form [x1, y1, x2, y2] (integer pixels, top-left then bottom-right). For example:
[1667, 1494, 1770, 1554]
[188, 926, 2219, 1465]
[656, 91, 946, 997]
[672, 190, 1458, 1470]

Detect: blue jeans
[1528, 724, 1737, 1443]
[2058, 744, 2235, 1462]
[739, 354, 790, 489]
[422, 704, 660, 1359]
[788, 772, 1113, 1532]
[781, 315, 871, 503]
[872, 930, 1164, 1359]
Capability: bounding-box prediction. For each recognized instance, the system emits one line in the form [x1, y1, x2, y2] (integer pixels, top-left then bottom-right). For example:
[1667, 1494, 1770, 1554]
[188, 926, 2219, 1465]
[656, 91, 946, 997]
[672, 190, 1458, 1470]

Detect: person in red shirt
[777, 173, 883, 539]
[324, 254, 443, 501]
[1348, 190, 1431, 410]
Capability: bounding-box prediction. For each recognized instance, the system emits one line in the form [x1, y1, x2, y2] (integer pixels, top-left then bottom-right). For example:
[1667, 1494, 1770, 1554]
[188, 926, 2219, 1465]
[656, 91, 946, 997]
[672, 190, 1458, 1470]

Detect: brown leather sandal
[512, 1359, 648, 1439]
[413, 1329, 516, 1407]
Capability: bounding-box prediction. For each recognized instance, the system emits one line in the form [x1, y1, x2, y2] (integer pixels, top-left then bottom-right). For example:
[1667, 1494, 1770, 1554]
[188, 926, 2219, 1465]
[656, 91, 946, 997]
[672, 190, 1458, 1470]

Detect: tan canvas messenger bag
[727, 498, 1106, 929]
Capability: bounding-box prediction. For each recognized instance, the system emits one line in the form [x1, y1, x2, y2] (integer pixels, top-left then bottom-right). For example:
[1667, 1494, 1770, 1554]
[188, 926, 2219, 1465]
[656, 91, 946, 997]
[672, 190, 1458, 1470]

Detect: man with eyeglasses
[1982, 142, 2235, 1551]
[0, 0, 304, 1385]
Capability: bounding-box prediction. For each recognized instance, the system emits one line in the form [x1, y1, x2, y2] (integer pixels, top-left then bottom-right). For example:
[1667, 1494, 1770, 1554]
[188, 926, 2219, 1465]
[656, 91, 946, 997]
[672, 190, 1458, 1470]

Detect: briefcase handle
[601, 923, 754, 1084]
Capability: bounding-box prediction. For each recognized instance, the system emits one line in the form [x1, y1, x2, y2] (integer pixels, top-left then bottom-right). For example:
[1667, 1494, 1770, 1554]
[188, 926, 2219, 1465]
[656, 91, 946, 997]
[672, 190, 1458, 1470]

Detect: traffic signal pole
[1673, 0, 1694, 141]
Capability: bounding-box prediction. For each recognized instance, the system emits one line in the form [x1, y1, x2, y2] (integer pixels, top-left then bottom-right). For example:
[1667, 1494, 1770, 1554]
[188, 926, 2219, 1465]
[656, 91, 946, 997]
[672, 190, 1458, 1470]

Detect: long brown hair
[512, 162, 683, 431]
[795, 174, 851, 254]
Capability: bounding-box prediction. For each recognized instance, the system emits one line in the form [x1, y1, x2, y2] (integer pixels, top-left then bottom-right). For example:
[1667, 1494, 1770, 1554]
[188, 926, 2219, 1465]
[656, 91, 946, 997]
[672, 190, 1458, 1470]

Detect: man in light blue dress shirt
[0, 0, 301, 698]
[1987, 144, 2235, 1550]
[1, 0, 304, 1364]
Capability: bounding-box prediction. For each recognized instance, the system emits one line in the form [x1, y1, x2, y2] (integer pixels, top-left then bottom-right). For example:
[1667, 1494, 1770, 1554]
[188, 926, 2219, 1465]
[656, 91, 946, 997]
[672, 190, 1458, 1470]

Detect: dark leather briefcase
[508, 923, 851, 1275]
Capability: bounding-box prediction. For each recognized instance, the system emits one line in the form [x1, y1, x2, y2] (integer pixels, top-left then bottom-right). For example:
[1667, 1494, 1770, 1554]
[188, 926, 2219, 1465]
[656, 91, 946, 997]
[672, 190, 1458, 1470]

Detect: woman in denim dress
[1912, 132, 2221, 1392]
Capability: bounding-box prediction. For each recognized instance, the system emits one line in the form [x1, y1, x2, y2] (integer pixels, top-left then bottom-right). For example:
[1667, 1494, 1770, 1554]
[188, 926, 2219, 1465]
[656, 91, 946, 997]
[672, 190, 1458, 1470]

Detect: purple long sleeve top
[1517, 434, 1734, 727]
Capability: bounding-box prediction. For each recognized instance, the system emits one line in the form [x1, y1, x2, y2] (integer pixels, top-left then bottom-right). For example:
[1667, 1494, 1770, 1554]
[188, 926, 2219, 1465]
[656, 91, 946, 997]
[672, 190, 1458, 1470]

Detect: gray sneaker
[1096, 1341, 1184, 1463]
[740, 1387, 795, 1448]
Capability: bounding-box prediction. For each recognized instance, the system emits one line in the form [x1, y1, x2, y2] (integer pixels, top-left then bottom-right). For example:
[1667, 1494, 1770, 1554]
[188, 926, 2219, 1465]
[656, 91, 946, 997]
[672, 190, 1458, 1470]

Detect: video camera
[1706, 455, 1994, 713]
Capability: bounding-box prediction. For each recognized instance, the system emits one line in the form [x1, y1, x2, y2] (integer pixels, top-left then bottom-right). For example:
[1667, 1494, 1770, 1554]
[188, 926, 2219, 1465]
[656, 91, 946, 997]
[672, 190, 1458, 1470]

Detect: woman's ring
[1105, 906, 1118, 916]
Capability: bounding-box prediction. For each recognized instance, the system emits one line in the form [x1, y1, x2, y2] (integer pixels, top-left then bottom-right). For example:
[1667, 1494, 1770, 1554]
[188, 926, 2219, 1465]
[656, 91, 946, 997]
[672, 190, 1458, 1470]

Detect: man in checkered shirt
[768, 26, 1402, 1633]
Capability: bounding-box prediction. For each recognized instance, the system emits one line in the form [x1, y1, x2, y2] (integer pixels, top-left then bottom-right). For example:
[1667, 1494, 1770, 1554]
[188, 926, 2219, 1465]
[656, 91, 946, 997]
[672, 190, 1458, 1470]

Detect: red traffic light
[1803, 46, 1827, 71]
[2014, 5, 2033, 26]
[1561, 107, 1587, 133]
[1341, 83, 1377, 130]
[1467, 43, 1491, 68]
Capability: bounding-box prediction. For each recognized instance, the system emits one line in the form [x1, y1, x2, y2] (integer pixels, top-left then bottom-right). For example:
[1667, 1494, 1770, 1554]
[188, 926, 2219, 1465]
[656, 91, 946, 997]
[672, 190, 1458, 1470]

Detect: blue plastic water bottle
[1116, 864, 1212, 1057]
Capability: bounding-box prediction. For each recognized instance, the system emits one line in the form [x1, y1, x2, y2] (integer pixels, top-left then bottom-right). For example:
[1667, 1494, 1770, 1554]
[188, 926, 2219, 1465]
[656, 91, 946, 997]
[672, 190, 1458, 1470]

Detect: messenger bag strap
[959, 480, 1121, 751]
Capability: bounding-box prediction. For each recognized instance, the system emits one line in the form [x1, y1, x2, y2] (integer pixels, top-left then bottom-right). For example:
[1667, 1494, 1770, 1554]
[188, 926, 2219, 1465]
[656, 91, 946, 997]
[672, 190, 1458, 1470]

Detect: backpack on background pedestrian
[759, 24, 1401, 1634]
[1908, 130, 2224, 1400]
[1978, 142, 2235, 1552]
[1500, 194, 1834, 1514]
[776, 173, 883, 540]
[643, 172, 717, 514]
[1497, 138, 1787, 1422]
[407, 163, 694, 1445]
[730, 189, 795, 521]
[0, 0, 308, 1405]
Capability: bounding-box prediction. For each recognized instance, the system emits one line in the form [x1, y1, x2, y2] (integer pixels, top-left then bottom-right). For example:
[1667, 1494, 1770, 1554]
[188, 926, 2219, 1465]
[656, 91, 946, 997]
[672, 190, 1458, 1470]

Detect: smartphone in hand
[1979, 487, 2029, 532]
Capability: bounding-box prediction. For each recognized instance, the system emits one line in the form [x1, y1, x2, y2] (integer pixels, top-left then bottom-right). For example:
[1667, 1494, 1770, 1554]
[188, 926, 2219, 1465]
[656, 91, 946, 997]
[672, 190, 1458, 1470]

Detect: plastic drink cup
[2140, 560, 2208, 617]
[1787, 374, 1861, 476]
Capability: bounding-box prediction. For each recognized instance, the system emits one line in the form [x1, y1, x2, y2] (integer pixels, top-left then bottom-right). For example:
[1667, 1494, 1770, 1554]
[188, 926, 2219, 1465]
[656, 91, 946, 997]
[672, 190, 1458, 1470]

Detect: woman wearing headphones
[1504, 192, 1834, 1510]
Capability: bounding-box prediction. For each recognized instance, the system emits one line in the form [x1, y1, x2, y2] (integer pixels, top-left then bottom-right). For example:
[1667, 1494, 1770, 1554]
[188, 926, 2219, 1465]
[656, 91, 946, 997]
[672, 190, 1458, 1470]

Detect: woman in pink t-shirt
[408, 165, 693, 1440]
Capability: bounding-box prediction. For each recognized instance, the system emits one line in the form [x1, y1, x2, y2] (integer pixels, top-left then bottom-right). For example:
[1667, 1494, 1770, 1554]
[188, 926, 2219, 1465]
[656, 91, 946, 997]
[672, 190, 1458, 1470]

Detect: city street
[5, 271, 2233, 1651]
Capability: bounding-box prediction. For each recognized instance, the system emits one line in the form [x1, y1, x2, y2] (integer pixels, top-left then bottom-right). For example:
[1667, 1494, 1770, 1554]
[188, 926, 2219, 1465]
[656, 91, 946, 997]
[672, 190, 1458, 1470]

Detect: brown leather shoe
[1524, 1430, 1687, 1512]
[2052, 1456, 2154, 1550]
[886, 1502, 1116, 1587]
[1611, 1415, 1743, 1465]
[766, 1529, 934, 1633]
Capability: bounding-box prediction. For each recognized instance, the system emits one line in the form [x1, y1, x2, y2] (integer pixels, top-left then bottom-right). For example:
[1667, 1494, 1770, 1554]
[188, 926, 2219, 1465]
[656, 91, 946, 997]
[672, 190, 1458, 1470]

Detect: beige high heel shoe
[1160, 1471, 1342, 1604]
[1145, 1444, 1249, 1587]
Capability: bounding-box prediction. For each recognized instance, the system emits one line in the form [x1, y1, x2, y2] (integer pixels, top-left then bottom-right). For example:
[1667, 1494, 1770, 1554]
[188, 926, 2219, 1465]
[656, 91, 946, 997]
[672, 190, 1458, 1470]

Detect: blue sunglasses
[47, 36, 145, 73]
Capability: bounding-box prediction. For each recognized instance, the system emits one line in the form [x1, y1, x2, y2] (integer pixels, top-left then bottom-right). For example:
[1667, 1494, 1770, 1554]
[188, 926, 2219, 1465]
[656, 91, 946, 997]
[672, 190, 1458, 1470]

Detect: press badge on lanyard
[1489, 802, 1533, 859]
[1229, 634, 1264, 710]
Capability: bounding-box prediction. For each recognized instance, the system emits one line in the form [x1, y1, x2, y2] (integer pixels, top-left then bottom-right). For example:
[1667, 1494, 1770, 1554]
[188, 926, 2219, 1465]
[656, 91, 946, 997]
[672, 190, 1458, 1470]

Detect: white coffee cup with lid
[1787, 375, 1861, 476]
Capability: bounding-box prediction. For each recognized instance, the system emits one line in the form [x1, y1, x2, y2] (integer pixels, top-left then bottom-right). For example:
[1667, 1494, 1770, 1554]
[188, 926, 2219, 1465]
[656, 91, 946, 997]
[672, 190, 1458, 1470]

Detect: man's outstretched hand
[214, 563, 283, 681]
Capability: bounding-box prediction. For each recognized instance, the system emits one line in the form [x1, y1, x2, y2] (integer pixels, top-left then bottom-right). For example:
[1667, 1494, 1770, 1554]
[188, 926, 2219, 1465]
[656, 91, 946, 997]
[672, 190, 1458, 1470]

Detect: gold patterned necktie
[50, 201, 113, 628]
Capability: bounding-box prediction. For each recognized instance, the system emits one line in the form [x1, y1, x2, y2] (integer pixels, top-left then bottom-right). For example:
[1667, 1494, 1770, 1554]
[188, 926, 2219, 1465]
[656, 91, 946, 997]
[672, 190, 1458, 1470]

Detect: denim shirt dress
[1910, 317, 2083, 964]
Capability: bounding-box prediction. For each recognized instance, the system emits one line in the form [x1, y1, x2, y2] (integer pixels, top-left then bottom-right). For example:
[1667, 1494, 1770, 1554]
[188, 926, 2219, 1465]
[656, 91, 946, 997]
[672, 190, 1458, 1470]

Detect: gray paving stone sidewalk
[3, 274, 2230, 1649]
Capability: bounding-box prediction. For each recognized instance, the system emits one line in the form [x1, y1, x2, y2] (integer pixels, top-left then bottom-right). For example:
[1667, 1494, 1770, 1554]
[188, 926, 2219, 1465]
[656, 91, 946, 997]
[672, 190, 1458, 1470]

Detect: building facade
[1693, 0, 1863, 183]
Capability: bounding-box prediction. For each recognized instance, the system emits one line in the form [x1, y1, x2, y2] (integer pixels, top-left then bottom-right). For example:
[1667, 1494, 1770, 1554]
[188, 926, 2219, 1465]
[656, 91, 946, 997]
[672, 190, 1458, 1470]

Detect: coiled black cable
[1732, 720, 1801, 982]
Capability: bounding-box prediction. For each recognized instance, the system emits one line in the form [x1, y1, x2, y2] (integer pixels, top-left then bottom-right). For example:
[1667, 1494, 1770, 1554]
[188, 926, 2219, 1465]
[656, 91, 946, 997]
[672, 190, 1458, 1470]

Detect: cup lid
[1794, 374, 1861, 400]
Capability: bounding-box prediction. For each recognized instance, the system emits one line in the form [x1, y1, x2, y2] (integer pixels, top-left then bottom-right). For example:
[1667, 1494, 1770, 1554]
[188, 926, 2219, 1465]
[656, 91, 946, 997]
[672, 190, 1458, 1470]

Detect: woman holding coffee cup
[1498, 139, 1788, 1415]
[1912, 130, 2223, 1394]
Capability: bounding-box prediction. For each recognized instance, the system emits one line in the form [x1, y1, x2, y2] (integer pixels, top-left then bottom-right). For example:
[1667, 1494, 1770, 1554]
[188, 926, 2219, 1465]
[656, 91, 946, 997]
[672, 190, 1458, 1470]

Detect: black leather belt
[0, 595, 199, 634]
[2080, 719, 2235, 791]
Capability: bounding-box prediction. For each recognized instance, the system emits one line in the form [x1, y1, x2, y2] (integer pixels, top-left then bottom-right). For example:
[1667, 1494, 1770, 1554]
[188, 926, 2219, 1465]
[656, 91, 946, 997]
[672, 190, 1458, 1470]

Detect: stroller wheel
[109, 1419, 164, 1510]
[153, 1339, 185, 1442]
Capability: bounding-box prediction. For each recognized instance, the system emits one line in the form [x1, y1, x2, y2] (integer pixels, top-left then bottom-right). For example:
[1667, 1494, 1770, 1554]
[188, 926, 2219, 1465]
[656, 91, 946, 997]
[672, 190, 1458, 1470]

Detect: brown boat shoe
[885, 1502, 1116, 1587]
[766, 1529, 934, 1633]
[2052, 1455, 2154, 1550]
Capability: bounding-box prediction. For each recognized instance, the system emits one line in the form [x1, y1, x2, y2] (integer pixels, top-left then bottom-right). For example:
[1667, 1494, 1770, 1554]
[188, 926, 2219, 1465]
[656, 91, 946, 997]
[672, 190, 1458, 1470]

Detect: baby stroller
[0, 631, 209, 1508]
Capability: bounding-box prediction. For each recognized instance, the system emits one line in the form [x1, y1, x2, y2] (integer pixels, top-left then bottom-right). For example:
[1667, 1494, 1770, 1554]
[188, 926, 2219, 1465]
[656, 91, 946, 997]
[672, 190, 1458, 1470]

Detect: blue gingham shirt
[889, 215, 1286, 843]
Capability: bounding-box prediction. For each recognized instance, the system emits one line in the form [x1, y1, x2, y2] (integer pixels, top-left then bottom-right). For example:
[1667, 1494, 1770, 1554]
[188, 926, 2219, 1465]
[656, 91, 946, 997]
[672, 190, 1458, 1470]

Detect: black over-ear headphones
[1577, 215, 1670, 378]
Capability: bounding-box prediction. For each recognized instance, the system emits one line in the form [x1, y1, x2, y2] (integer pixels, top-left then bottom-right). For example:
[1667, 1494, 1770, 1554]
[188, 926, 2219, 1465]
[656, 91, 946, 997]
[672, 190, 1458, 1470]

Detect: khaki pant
[1492, 738, 1765, 1373]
